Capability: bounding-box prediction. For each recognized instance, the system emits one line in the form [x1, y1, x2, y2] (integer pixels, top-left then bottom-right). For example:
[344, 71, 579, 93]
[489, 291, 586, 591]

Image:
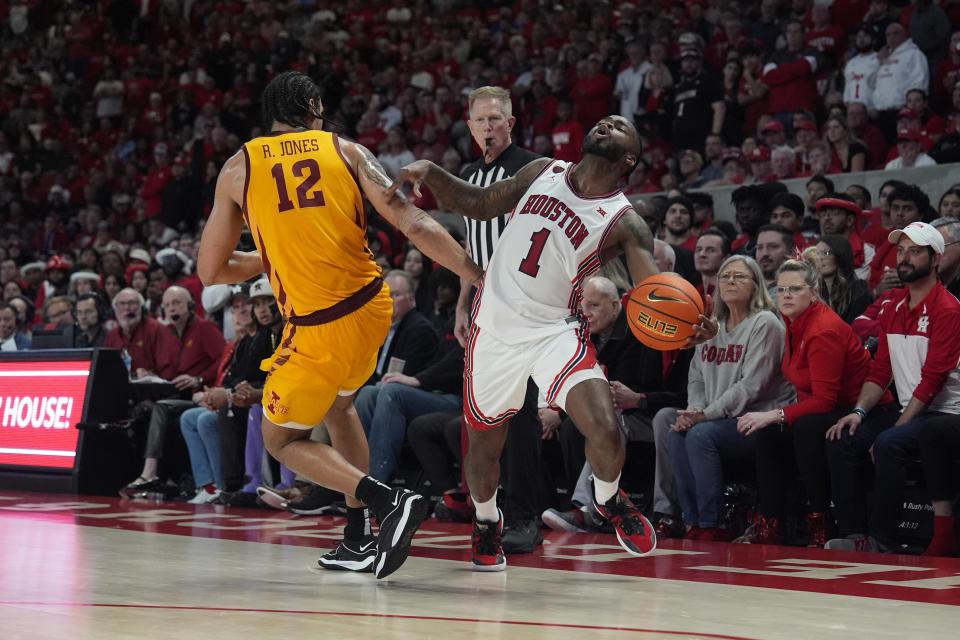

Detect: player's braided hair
[261, 71, 324, 130]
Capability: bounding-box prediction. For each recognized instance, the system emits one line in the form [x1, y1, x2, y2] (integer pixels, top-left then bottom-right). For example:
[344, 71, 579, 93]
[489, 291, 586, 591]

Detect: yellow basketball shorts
[260, 288, 392, 429]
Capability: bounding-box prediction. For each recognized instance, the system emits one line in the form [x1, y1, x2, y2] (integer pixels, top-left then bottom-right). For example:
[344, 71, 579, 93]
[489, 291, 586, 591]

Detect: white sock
[593, 474, 621, 505]
[472, 489, 499, 522]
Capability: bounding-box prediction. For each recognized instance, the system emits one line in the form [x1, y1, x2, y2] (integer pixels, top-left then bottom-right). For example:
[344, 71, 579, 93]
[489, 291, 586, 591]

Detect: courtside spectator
[814, 235, 874, 323]
[659, 256, 793, 541]
[121, 285, 224, 496]
[737, 252, 890, 546]
[104, 288, 177, 379]
[826, 222, 960, 554]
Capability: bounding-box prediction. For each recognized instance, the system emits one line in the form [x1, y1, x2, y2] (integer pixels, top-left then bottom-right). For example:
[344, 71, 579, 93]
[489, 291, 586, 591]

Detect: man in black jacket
[354, 306, 464, 483]
[367, 270, 439, 384]
[543, 276, 692, 532]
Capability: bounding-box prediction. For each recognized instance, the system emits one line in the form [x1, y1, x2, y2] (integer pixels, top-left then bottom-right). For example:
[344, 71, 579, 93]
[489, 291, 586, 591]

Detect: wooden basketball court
[1, 490, 957, 639]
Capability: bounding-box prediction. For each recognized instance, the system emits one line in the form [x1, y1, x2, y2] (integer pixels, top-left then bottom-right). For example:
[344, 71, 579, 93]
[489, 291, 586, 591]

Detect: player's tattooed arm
[601, 209, 658, 285]
[358, 146, 397, 191]
[348, 139, 484, 286]
[386, 157, 551, 220]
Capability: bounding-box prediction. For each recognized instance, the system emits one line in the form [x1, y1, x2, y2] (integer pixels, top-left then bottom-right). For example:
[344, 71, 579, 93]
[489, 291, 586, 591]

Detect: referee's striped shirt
[459, 144, 541, 271]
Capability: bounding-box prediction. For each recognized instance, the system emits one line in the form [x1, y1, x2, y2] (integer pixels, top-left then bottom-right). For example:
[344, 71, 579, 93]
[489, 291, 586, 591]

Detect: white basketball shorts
[463, 323, 604, 431]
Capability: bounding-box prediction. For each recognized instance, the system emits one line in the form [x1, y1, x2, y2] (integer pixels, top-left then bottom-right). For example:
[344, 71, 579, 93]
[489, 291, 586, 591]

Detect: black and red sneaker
[434, 492, 474, 523]
[592, 485, 657, 557]
[471, 509, 507, 572]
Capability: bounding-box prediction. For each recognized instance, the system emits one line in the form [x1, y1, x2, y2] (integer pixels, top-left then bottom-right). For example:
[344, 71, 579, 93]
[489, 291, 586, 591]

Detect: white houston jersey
[472, 159, 632, 344]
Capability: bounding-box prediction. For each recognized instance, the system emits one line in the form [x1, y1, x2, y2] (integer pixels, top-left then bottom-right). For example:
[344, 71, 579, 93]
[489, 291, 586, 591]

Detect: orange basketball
[626, 273, 704, 351]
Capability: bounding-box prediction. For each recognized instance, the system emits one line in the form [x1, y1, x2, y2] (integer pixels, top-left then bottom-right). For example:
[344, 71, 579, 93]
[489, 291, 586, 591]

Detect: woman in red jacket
[736, 249, 894, 546]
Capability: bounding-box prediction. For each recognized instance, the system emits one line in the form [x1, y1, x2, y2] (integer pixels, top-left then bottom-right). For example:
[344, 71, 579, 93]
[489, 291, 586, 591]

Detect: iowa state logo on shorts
[266, 391, 289, 416]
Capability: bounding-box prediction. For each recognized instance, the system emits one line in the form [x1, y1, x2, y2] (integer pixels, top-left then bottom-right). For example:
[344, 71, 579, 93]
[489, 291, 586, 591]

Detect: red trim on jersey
[241, 146, 252, 227]
[332, 133, 359, 186]
[566, 204, 631, 312]
[545, 325, 597, 405]
[267, 325, 298, 373]
[562, 164, 624, 201]
[255, 228, 292, 314]
[463, 324, 518, 430]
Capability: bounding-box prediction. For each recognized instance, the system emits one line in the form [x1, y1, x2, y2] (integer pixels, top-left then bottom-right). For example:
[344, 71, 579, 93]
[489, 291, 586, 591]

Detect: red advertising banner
[0, 360, 90, 469]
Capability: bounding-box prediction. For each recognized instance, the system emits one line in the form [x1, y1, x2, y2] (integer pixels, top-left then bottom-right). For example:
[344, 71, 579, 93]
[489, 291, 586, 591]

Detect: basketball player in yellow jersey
[198, 71, 482, 579]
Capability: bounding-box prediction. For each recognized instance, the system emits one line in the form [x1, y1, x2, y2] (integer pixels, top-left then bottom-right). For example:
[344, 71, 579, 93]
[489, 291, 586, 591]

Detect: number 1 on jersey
[519, 228, 551, 277]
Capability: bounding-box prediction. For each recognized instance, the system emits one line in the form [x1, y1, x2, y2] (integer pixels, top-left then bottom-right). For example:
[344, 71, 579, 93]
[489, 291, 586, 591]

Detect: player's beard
[581, 135, 624, 163]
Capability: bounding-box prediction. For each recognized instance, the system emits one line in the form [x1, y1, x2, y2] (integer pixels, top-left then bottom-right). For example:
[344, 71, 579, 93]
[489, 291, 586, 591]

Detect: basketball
[626, 274, 704, 350]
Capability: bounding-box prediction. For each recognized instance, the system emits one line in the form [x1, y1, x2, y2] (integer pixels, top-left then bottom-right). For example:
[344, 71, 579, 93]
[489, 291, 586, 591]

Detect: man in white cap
[826, 221, 960, 555]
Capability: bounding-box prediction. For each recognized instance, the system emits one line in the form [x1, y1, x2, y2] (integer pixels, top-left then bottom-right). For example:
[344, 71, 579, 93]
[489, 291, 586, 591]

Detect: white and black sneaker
[373, 488, 428, 579]
[315, 535, 377, 573]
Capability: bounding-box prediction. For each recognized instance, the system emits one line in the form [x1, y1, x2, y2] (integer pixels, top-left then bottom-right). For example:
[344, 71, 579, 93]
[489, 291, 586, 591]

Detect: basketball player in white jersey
[387, 115, 717, 570]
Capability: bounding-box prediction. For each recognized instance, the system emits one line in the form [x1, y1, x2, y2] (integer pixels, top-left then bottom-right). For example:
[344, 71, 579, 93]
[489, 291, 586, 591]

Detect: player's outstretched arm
[346, 141, 483, 286]
[197, 152, 264, 285]
[385, 157, 551, 221]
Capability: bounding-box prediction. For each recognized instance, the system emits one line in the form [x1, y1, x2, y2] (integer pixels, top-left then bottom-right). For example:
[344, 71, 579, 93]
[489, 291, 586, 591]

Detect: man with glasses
[121, 285, 225, 498]
[105, 287, 178, 379]
[815, 194, 874, 280]
[825, 222, 960, 554]
[43, 296, 74, 325]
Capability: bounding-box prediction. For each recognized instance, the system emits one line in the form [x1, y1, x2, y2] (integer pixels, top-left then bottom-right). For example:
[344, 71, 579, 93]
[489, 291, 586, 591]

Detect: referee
[454, 86, 545, 554]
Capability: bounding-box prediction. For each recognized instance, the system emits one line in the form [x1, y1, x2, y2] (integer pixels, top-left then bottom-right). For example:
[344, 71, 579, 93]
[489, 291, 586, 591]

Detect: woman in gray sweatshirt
[653, 255, 795, 540]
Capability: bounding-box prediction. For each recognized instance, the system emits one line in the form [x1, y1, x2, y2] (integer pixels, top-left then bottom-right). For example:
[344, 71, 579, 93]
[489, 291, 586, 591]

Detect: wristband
[851, 407, 867, 421]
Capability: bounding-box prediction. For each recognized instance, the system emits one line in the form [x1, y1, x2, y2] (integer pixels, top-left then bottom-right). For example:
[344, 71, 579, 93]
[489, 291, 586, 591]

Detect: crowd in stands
[2, 1, 960, 556]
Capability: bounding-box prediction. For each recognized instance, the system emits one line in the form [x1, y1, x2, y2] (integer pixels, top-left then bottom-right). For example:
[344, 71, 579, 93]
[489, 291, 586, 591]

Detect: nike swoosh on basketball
[647, 289, 683, 303]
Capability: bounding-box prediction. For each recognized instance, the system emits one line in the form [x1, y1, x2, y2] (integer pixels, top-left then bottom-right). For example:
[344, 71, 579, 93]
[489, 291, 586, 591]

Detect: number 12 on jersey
[519, 228, 550, 277]
[270, 159, 325, 213]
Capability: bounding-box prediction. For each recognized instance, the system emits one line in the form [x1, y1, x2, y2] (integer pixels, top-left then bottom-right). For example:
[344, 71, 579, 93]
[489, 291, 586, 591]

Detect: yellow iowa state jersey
[242, 129, 381, 317]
